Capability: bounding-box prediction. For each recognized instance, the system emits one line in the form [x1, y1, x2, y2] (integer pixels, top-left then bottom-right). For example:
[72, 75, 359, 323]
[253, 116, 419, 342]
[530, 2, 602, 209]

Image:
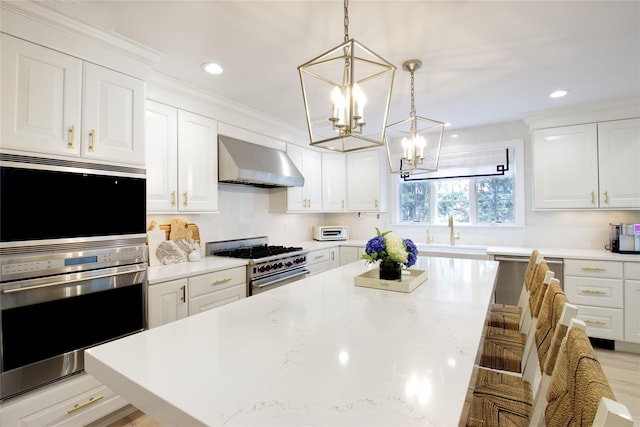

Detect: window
[396, 143, 522, 226]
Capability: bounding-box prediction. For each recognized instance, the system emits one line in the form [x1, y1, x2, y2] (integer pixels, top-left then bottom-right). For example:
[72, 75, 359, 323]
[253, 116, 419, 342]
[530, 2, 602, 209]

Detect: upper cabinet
[271, 144, 322, 212]
[346, 148, 387, 212]
[532, 118, 640, 209]
[322, 152, 347, 212]
[1, 34, 145, 166]
[145, 100, 218, 213]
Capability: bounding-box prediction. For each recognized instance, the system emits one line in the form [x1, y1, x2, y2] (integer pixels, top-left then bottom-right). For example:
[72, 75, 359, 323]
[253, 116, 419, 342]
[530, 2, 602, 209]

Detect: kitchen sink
[416, 243, 491, 259]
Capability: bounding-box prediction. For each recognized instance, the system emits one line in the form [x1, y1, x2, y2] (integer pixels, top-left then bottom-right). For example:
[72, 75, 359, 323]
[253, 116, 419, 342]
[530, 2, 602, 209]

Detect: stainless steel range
[206, 237, 309, 296]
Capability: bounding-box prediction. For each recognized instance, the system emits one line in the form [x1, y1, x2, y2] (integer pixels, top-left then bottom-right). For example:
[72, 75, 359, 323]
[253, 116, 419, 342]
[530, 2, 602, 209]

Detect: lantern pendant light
[385, 59, 445, 177]
[298, 0, 396, 152]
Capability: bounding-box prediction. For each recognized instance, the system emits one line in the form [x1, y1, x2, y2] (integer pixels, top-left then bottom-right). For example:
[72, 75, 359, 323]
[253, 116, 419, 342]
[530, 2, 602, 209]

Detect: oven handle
[253, 269, 309, 289]
[2, 264, 146, 294]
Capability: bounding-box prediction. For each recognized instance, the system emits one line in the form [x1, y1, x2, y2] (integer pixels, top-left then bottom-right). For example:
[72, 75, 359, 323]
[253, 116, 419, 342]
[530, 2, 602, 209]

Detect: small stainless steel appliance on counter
[207, 237, 309, 296]
[609, 223, 640, 254]
[313, 225, 349, 241]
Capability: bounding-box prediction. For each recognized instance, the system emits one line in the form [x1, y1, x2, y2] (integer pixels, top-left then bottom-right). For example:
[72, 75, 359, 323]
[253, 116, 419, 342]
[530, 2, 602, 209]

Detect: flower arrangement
[362, 228, 418, 268]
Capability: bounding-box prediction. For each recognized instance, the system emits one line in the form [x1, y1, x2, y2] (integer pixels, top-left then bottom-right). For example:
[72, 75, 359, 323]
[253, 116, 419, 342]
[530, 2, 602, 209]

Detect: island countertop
[85, 257, 499, 426]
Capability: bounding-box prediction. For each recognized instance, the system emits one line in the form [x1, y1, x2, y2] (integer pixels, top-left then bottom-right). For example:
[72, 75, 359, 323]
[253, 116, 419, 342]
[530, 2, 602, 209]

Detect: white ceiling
[33, 0, 640, 133]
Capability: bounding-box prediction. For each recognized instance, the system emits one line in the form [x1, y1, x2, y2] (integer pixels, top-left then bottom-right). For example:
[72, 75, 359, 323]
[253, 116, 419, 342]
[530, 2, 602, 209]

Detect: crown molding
[1, 1, 160, 77]
[522, 96, 640, 131]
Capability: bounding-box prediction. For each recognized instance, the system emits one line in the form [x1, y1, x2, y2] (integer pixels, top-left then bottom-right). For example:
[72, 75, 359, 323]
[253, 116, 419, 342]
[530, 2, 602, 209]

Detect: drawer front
[189, 283, 246, 316]
[189, 267, 246, 298]
[307, 248, 331, 266]
[564, 276, 623, 308]
[574, 305, 624, 340]
[624, 262, 640, 280]
[564, 259, 623, 278]
[307, 260, 330, 276]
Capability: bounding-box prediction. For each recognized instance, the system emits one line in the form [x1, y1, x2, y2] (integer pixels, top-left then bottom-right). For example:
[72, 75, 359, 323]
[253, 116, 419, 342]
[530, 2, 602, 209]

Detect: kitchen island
[85, 256, 498, 426]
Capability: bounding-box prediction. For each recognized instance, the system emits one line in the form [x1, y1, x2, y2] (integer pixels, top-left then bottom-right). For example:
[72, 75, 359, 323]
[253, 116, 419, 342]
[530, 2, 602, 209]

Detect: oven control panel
[1, 245, 147, 282]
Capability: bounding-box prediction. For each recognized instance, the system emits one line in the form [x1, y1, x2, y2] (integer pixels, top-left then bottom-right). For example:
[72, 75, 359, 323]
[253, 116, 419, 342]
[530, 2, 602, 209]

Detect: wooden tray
[158, 223, 200, 243]
[354, 269, 427, 293]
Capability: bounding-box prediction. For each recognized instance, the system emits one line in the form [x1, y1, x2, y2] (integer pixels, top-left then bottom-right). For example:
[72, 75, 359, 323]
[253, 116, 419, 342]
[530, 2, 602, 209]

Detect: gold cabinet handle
[341, 200, 344, 209]
[89, 129, 96, 151]
[183, 192, 188, 207]
[584, 319, 607, 326]
[171, 191, 176, 206]
[580, 289, 606, 295]
[603, 191, 609, 204]
[67, 395, 104, 414]
[331, 251, 335, 261]
[180, 285, 186, 302]
[375, 198, 379, 208]
[581, 267, 606, 271]
[213, 278, 232, 285]
[68, 125, 76, 148]
[315, 255, 325, 260]
[590, 191, 595, 204]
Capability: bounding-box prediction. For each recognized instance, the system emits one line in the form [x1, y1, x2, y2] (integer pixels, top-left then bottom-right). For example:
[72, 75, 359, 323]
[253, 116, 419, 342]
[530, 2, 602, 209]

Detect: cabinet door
[1, 34, 82, 156]
[145, 101, 178, 212]
[82, 63, 145, 165]
[625, 279, 640, 343]
[329, 247, 340, 269]
[322, 152, 347, 211]
[347, 148, 385, 211]
[304, 149, 322, 210]
[340, 246, 359, 265]
[177, 110, 218, 212]
[598, 118, 640, 208]
[148, 279, 188, 328]
[284, 144, 307, 211]
[532, 124, 599, 209]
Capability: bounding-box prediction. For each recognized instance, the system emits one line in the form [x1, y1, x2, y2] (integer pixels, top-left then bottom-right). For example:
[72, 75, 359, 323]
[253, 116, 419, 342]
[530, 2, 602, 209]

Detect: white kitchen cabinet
[346, 148, 387, 211]
[532, 119, 640, 209]
[340, 246, 365, 266]
[322, 152, 347, 211]
[271, 144, 322, 212]
[564, 259, 624, 340]
[624, 262, 640, 343]
[597, 118, 640, 208]
[329, 247, 340, 269]
[148, 267, 246, 327]
[1, 34, 145, 166]
[147, 278, 188, 328]
[306, 248, 332, 276]
[145, 101, 218, 213]
[0, 373, 127, 427]
[188, 267, 246, 315]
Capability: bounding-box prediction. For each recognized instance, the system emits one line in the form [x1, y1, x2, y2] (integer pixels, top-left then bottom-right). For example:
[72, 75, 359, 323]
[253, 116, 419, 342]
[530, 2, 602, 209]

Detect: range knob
[258, 266, 266, 272]
[265, 265, 271, 271]
[272, 263, 279, 270]
[285, 261, 293, 267]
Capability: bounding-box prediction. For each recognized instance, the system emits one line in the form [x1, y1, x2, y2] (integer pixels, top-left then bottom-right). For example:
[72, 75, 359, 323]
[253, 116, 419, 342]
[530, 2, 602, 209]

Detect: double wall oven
[207, 237, 309, 296]
[0, 154, 147, 400]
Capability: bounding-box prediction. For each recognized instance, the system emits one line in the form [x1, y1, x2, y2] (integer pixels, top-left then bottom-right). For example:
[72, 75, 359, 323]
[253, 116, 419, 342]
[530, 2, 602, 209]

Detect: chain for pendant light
[343, 0, 350, 42]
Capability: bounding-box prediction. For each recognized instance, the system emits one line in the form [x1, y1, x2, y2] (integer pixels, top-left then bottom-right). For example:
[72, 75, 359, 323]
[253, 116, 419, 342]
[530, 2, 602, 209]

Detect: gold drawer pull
[89, 129, 96, 151]
[183, 191, 189, 207]
[584, 320, 607, 326]
[315, 255, 325, 260]
[214, 278, 232, 285]
[171, 191, 176, 206]
[68, 125, 76, 148]
[580, 289, 606, 295]
[67, 395, 104, 414]
[581, 267, 606, 271]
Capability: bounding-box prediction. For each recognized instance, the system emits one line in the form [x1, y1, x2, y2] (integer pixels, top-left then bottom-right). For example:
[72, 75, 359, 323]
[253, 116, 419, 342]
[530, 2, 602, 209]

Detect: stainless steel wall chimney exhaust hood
[218, 135, 305, 188]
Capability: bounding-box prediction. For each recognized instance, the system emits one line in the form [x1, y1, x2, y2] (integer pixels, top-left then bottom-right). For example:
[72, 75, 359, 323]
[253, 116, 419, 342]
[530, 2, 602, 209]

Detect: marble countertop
[86, 256, 499, 426]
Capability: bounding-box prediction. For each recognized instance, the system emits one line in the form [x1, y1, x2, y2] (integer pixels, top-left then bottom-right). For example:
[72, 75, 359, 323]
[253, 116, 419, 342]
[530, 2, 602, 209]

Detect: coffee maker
[610, 223, 640, 254]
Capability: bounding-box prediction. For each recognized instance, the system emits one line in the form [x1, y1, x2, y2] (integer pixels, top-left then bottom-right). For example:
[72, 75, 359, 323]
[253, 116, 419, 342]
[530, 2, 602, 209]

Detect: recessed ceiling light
[549, 90, 568, 98]
[202, 62, 223, 75]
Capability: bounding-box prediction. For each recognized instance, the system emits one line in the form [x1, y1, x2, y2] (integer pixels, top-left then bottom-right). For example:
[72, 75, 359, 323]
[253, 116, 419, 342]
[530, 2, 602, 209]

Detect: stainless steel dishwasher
[493, 255, 564, 305]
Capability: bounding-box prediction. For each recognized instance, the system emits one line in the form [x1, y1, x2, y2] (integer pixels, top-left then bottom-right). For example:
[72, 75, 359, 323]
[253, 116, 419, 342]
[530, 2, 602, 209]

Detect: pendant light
[298, 0, 395, 152]
[385, 59, 445, 177]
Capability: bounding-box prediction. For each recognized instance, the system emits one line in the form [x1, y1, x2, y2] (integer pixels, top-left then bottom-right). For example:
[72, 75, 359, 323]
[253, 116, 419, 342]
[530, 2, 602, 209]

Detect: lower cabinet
[624, 262, 640, 344]
[564, 259, 624, 340]
[148, 266, 246, 328]
[339, 246, 365, 266]
[0, 373, 127, 427]
[306, 247, 340, 276]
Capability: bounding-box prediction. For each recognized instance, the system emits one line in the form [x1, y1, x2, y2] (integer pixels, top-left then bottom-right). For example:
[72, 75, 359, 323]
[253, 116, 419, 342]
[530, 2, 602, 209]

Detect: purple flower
[365, 236, 386, 260]
[403, 238, 418, 267]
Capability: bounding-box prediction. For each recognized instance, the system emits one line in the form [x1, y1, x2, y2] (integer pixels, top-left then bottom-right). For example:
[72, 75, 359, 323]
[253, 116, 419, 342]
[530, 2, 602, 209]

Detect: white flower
[385, 233, 408, 264]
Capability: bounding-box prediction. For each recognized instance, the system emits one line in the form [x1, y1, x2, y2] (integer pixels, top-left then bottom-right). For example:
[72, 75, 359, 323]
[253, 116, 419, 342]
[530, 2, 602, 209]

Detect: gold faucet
[426, 227, 433, 244]
[448, 215, 460, 246]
